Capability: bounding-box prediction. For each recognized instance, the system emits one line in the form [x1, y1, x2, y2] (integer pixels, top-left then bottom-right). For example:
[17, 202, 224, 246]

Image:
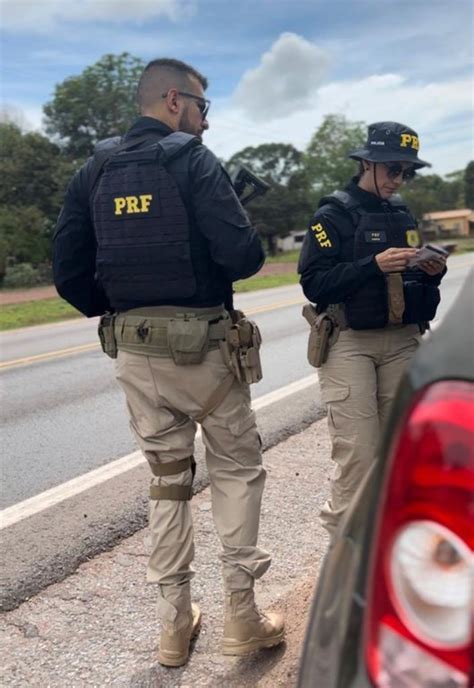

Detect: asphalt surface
[0, 418, 332, 688]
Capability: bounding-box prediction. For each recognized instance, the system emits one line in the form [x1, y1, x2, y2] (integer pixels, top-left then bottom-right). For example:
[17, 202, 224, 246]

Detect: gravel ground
[0, 418, 331, 687]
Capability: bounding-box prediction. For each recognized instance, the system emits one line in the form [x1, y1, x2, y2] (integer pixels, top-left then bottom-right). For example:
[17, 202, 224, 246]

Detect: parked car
[298, 271, 474, 688]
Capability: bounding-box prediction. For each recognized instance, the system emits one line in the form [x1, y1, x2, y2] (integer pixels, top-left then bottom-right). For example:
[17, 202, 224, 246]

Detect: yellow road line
[0, 297, 306, 371]
[0, 342, 100, 370]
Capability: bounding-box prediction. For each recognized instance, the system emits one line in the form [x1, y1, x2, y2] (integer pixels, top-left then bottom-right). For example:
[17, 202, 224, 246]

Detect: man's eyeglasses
[162, 90, 210, 119]
[383, 163, 416, 181]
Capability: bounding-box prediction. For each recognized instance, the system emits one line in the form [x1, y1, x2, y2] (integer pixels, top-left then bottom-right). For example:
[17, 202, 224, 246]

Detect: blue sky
[1, 0, 473, 175]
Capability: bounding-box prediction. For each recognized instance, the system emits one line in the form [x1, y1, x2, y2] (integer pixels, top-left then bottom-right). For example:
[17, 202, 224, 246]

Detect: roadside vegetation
[0, 299, 80, 330]
[0, 270, 300, 331]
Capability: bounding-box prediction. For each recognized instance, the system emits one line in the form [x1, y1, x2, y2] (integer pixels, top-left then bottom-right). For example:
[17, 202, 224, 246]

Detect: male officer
[298, 122, 446, 536]
[54, 58, 284, 666]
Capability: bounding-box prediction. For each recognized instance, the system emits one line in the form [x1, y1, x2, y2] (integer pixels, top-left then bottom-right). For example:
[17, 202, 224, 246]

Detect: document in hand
[408, 244, 450, 267]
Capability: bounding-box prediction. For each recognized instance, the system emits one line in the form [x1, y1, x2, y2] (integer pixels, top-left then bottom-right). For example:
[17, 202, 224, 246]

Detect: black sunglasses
[383, 163, 416, 181]
[162, 90, 210, 119]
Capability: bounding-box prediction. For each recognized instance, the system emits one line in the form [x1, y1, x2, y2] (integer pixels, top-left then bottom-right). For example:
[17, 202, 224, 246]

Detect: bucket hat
[348, 121, 431, 168]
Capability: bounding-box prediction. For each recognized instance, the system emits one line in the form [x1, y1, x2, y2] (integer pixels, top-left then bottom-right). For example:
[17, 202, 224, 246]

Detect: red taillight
[365, 381, 474, 687]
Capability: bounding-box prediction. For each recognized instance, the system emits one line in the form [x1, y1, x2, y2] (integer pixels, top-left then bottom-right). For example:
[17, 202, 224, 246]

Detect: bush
[3, 263, 42, 288]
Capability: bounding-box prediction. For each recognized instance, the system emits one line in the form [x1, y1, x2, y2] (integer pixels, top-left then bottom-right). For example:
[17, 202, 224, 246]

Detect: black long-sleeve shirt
[53, 117, 264, 316]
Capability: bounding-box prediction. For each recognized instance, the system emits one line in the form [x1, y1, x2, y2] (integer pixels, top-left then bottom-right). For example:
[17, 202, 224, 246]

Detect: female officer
[298, 121, 446, 536]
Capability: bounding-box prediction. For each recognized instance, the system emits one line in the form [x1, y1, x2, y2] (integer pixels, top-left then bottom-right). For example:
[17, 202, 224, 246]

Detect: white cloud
[0, 102, 44, 131]
[0, 0, 194, 32]
[233, 32, 329, 121]
[205, 73, 474, 176]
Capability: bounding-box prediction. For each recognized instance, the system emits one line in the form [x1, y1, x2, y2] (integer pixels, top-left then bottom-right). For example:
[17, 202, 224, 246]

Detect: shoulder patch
[308, 215, 339, 255]
[311, 221, 332, 248]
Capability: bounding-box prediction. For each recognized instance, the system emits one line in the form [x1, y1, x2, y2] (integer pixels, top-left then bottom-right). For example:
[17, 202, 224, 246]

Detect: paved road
[1, 254, 472, 509]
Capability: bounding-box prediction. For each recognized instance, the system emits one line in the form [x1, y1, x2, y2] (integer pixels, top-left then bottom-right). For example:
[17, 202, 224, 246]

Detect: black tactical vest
[322, 191, 440, 329]
[92, 133, 199, 309]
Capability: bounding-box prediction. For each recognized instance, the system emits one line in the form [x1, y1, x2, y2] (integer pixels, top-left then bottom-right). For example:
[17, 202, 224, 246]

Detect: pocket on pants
[208, 404, 261, 466]
[323, 386, 350, 432]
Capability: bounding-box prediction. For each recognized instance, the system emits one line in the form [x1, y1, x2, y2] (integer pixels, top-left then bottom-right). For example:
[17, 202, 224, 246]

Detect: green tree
[44, 52, 145, 158]
[0, 123, 79, 279]
[401, 172, 464, 218]
[464, 161, 474, 207]
[228, 143, 313, 254]
[304, 114, 366, 199]
[0, 122, 66, 218]
[0, 205, 52, 267]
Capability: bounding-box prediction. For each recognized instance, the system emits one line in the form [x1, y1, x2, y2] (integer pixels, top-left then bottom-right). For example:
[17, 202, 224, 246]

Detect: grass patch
[0, 274, 301, 330]
[0, 298, 82, 331]
[266, 250, 300, 263]
[234, 272, 299, 293]
[447, 236, 474, 254]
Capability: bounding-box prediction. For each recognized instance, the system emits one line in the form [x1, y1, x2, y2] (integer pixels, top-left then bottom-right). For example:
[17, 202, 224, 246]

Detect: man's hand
[375, 248, 418, 273]
[418, 257, 446, 276]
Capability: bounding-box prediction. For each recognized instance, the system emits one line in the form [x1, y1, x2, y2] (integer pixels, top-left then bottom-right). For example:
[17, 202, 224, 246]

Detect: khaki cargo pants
[318, 324, 421, 535]
[115, 347, 271, 616]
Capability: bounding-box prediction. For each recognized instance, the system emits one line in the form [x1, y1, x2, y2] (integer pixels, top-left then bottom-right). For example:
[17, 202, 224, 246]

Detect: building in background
[276, 231, 306, 252]
[422, 209, 474, 237]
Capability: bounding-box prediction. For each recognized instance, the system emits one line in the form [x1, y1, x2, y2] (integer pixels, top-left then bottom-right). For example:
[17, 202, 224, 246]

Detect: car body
[298, 270, 474, 688]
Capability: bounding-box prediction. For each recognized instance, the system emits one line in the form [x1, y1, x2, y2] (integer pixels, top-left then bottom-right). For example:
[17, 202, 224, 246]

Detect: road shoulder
[1, 418, 331, 687]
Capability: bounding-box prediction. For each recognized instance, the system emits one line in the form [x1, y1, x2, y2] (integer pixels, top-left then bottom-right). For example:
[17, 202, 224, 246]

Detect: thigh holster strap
[149, 484, 193, 501]
[150, 456, 194, 477]
[149, 456, 196, 501]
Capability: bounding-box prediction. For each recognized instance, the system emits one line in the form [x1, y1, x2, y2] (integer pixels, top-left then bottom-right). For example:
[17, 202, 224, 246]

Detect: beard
[178, 107, 202, 140]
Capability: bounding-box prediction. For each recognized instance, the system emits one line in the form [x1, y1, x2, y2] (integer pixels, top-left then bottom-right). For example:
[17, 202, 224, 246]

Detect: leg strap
[149, 456, 196, 501]
[194, 373, 235, 424]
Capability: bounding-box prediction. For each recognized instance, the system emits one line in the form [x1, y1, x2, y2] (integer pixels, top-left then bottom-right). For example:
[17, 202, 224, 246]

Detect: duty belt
[114, 305, 228, 358]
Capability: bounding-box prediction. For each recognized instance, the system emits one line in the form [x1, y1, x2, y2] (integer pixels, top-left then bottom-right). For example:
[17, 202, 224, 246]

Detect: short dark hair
[137, 58, 208, 112]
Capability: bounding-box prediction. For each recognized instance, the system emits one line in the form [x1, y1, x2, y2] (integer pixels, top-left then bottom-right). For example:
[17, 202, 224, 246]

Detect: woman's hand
[375, 247, 418, 273]
[418, 257, 446, 275]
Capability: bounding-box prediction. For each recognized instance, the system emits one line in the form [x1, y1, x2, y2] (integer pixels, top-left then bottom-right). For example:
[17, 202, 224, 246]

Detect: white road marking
[0, 374, 317, 530]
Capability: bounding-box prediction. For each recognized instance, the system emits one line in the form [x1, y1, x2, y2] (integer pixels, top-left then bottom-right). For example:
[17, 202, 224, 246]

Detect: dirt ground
[0, 263, 297, 306]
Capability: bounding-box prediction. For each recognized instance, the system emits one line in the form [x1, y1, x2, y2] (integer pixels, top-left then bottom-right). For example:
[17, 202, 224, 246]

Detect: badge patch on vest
[364, 231, 387, 243]
[406, 229, 421, 247]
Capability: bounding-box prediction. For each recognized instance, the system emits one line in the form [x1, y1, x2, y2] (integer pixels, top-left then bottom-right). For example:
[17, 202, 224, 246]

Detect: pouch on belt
[98, 313, 118, 359]
[219, 309, 263, 384]
[167, 318, 209, 365]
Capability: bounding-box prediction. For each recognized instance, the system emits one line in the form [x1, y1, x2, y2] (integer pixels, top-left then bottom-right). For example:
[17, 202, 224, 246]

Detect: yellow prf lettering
[114, 197, 127, 215]
[139, 194, 152, 212]
[311, 222, 332, 248]
[114, 195, 153, 215]
[126, 197, 140, 213]
[400, 134, 419, 150]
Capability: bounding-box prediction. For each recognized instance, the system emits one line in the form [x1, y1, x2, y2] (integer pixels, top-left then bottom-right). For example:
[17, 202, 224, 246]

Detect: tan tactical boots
[158, 602, 202, 667]
[222, 589, 285, 656]
[158, 586, 285, 666]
